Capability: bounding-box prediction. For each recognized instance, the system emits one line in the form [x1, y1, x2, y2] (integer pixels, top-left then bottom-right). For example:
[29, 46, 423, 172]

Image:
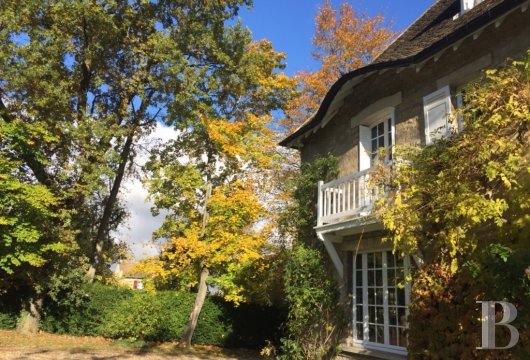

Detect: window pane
[367, 253, 374, 268]
[369, 325, 376, 342]
[375, 252, 382, 268]
[389, 289, 396, 306]
[369, 306, 375, 321]
[378, 135, 385, 148]
[356, 306, 363, 322]
[371, 126, 377, 138]
[396, 254, 404, 267]
[396, 268, 405, 284]
[398, 307, 407, 326]
[356, 323, 364, 340]
[356, 288, 363, 303]
[375, 288, 383, 305]
[376, 307, 384, 324]
[378, 122, 384, 133]
[388, 269, 396, 287]
[398, 328, 407, 347]
[387, 251, 395, 268]
[356, 270, 363, 287]
[368, 270, 375, 286]
[398, 288, 406, 305]
[376, 270, 383, 286]
[389, 307, 397, 325]
[368, 289, 375, 305]
[389, 327, 398, 346]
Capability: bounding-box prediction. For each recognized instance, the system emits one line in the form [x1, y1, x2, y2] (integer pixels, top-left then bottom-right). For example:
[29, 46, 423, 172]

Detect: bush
[41, 282, 132, 336]
[41, 283, 283, 348]
[278, 245, 346, 360]
[0, 290, 21, 330]
[408, 245, 530, 359]
[0, 312, 16, 329]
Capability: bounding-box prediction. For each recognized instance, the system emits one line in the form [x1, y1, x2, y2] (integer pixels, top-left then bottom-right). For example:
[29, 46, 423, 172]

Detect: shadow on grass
[107, 338, 263, 359]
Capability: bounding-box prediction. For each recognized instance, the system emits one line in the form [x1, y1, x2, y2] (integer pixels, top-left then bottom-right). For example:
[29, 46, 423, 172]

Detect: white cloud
[114, 123, 178, 260]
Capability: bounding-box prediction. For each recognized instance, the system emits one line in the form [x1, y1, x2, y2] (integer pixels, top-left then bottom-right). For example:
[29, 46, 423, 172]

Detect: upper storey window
[423, 86, 452, 144]
[359, 109, 395, 171]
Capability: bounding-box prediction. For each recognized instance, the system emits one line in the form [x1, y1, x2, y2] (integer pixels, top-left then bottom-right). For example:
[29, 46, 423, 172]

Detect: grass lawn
[0, 330, 263, 359]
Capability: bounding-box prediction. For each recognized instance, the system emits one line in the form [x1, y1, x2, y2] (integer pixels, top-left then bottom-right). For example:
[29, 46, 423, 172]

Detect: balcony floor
[315, 215, 383, 237]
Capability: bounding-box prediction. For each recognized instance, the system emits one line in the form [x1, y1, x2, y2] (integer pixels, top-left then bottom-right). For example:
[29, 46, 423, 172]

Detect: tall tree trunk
[16, 298, 42, 335]
[88, 126, 136, 279]
[180, 263, 209, 347]
[180, 182, 212, 347]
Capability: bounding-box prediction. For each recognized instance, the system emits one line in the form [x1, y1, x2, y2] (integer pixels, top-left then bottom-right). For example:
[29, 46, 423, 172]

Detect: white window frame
[352, 251, 411, 356]
[359, 108, 395, 171]
[423, 86, 452, 145]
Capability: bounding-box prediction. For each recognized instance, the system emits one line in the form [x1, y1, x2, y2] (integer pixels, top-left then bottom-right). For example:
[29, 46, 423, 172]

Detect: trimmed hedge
[0, 291, 21, 330]
[1, 283, 283, 348]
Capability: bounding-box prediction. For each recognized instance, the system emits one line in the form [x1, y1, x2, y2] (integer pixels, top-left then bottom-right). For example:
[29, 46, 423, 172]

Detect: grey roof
[374, 0, 504, 63]
[280, 0, 524, 147]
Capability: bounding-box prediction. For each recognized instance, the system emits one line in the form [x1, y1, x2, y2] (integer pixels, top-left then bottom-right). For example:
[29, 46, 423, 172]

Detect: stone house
[280, 0, 530, 358]
[114, 261, 144, 290]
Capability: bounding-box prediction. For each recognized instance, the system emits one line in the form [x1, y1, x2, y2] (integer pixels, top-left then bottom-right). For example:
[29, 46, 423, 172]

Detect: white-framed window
[423, 86, 452, 144]
[359, 109, 395, 171]
[352, 251, 411, 355]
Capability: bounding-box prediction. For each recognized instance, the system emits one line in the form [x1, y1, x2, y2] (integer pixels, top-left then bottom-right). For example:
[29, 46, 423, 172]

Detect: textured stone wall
[300, 9, 530, 178]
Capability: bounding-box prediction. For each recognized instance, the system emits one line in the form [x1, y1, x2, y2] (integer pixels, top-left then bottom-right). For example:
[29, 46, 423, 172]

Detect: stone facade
[300, 8, 530, 169]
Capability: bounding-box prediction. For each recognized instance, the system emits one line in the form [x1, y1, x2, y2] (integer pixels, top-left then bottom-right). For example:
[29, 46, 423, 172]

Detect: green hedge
[34, 283, 283, 348]
[0, 290, 21, 330]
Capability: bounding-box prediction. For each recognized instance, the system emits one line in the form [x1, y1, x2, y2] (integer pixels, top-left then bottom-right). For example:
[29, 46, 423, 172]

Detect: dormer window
[461, 0, 485, 13]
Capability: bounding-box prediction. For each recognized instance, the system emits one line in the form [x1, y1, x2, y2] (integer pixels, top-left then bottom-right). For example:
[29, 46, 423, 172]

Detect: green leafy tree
[0, 0, 273, 276]
[0, 126, 77, 332]
[1, 0, 294, 332]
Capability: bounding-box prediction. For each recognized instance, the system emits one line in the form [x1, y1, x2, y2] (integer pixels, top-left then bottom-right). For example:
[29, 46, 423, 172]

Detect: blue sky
[239, 0, 434, 75]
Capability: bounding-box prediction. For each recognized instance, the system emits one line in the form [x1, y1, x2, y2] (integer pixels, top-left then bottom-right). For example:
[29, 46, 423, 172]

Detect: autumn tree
[282, 0, 395, 132]
[373, 51, 530, 357]
[274, 0, 395, 246]
[143, 39, 295, 346]
[0, 0, 293, 332]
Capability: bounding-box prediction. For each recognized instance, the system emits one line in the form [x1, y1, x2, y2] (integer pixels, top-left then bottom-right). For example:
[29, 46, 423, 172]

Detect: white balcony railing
[317, 170, 377, 226]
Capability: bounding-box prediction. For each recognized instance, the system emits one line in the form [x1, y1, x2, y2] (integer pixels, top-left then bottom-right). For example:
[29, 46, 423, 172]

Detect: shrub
[99, 291, 166, 341]
[41, 282, 132, 336]
[278, 245, 346, 360]
[40, 283, 283, 348]
[0, 290, 21, 330]
[408, 245, 530, 359]
[0, 312, 16, 329]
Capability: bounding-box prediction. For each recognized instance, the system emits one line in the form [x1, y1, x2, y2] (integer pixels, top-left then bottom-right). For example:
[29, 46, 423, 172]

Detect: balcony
[317, 169, 378, 227]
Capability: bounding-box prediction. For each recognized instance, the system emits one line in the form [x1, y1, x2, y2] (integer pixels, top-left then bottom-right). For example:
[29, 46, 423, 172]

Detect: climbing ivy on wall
[373, 50, 530, 358]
